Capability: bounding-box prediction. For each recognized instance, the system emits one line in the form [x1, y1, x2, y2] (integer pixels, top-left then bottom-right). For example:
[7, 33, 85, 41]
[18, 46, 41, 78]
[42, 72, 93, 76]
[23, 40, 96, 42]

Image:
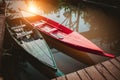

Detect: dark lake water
[2, 0, 120, 80]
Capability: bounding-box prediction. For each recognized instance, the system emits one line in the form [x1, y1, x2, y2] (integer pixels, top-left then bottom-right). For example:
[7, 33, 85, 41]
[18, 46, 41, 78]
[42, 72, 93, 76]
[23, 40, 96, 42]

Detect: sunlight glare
[28, 5, 37, 13]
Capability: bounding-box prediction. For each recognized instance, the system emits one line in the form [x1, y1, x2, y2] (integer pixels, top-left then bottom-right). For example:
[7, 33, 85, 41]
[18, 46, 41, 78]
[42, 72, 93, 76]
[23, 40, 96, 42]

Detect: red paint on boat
[24, 15, 115, 58]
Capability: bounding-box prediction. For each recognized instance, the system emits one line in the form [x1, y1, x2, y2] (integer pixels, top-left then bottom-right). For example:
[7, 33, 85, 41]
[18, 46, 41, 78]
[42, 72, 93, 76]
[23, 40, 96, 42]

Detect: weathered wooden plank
[57, 76, 66, 80]
[77, 69, 92, 80]
[85, 66, 106, 80]
[95, 63, 116, 80]
[66, 72, 81, 80]
[102, 60, 120, 80]
[116, 56, 120, 62]
[110, 58, 120, 70]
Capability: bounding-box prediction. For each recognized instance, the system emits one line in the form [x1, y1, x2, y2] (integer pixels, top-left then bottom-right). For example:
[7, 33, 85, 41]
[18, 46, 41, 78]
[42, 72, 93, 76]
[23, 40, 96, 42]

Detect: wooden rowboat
[22, 11, 115, 64]
[5, 17, 63, 78]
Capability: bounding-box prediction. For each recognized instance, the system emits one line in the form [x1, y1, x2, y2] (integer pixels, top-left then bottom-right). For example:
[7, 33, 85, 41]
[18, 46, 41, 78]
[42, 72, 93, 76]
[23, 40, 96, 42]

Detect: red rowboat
[22, 12, 115, 60]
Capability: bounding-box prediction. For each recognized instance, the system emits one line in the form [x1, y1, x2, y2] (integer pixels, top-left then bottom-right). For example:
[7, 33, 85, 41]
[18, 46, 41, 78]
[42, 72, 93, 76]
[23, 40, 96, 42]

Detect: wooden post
[0, 15, 5, 74]
[0, 0, 5, 70]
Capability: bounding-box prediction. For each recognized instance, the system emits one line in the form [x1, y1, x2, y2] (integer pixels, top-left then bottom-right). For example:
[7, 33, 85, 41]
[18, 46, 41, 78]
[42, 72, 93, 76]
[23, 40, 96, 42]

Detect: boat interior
[6, 18, 55, 67]
[32, 20, 70, 39]
[8, 19, 40, 43]
[24, 16, 73, 39]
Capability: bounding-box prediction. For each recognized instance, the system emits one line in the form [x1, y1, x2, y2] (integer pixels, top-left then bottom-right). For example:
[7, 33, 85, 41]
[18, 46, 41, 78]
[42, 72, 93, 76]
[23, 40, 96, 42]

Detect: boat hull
[5, 18, 60, 78]
[40, 32, 95, 65]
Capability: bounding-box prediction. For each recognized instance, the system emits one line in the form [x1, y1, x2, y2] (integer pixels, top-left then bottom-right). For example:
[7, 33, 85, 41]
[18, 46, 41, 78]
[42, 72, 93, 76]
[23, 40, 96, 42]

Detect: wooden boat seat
[11, 24, 26, 30]
[49, 28, 57, 33]
[16, 30, 33, 39]
[50, 33, 64, 39]
[12, 28, 24, 32]
[33, 20, 46, 27]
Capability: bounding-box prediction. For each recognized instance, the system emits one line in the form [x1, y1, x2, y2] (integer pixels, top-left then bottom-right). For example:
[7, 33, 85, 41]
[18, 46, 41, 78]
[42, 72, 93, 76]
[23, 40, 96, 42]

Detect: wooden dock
[52, 56, 120, 80]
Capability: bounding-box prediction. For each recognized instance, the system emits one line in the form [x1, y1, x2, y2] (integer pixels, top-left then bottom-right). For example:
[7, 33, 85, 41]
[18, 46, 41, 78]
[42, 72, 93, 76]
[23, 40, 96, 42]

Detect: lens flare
[28, 5, 37, 12]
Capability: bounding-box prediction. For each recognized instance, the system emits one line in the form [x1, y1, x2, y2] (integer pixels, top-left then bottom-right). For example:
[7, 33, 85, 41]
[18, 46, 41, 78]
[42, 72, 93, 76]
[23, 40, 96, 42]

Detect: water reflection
[61, 11, 90, 33]
[81, 5, 120, 56]
[2, 50, 49, 80]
